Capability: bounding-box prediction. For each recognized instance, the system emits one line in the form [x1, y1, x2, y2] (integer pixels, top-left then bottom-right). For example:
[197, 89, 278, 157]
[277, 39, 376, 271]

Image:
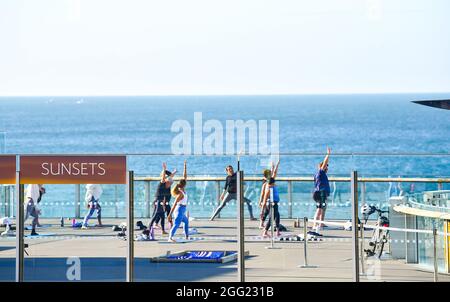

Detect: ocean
[0, 94, 449, 219]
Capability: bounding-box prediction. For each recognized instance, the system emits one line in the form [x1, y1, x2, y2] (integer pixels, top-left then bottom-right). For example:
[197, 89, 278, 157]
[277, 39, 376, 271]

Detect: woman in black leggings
[144, 163, 177, 236]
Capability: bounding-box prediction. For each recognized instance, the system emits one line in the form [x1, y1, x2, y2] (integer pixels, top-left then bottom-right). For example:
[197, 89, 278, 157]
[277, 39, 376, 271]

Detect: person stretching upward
[309, 147, 331, 236]
[258, 160, 280, 229]
[145, 162, 177, 236]
[167, 160, 189, 243]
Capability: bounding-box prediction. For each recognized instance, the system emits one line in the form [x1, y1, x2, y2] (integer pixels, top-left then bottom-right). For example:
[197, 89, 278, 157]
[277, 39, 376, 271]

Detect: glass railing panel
[238, 154, 355, 282]
[0, 185, 15, 282]
[22, 183, 127, 281]
[131, 155, 239, 282]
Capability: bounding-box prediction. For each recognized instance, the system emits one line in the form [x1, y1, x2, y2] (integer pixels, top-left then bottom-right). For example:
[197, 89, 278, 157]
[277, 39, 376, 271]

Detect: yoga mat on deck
[25, 233, 56, 238]
[25, 224, 52, 230]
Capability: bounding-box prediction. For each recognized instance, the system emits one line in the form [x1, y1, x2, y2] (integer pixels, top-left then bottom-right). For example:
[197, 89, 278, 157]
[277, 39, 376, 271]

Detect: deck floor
[0, 218, 448, 282]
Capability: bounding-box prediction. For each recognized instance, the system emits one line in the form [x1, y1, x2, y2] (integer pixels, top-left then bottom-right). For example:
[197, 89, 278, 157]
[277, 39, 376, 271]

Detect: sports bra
[178, 189, 188, 206]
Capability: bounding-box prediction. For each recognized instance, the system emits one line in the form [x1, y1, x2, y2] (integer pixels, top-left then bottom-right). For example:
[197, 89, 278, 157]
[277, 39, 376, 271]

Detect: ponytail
[171, 179, 186, 197]
[171, 184, 180, 197]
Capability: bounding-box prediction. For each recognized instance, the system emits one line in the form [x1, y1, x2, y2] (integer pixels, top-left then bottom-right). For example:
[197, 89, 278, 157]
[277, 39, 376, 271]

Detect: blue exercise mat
[167, 251, 230, 260]
[158, 238, 203, 244]
[25, 233, 56, 238]
[25, 224, 52, 230]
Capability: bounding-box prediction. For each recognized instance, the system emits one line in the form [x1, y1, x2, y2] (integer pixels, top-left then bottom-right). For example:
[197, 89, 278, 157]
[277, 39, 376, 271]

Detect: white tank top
[179, 189, 188, 206]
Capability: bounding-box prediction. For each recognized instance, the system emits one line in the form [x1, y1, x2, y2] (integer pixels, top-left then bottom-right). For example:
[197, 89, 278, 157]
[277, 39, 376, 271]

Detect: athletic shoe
[250, 217, 257, 221]
[168, 238, 176, 243]
[1, 229, 14, 237]
[307, 230, 318, 236]
[30, 230, 39, 236]
[81, 225, 88, 229]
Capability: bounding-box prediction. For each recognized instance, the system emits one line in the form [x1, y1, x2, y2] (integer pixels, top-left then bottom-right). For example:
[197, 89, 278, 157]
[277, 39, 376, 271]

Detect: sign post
[0, 156, 19, 281]
[15, 172, 24, 282]
[126, 171, 134, 282]
[237, 170, 245, 282]
[351, 170, 360, 282]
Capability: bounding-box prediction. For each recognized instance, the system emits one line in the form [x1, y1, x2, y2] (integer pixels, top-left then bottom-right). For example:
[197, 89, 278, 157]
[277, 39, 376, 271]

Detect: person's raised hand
[327, 147, 332, 154]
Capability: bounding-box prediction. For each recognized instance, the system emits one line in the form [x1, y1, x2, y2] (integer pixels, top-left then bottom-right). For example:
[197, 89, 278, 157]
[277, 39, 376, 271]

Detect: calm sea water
[0, 94, 449, 219]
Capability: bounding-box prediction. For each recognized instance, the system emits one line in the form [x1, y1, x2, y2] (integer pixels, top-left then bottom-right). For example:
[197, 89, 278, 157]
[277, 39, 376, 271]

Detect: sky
[0, 0, 449, 96]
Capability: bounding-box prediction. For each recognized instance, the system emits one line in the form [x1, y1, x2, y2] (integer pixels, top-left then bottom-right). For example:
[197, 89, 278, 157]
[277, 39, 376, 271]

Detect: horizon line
[1, 91, 450, 98]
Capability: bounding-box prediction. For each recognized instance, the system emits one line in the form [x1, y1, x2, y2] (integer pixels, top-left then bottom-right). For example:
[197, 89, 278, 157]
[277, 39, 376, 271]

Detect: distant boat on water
[76, 98, 85, 104]
[412, 99, 450, 110]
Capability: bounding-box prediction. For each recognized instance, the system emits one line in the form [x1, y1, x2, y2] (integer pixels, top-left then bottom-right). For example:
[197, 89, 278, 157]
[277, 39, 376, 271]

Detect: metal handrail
[1, 152, 450, 156]
[134, 176, 450, 183]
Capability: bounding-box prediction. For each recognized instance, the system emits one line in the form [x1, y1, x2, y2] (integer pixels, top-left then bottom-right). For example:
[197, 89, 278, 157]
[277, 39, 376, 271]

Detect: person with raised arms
[309, 147, 331, 236]
[258, 160, 280, 229]
[259, 160, 281, 237]
[144, 162, 177, 236]
[167, 160, 189, 243]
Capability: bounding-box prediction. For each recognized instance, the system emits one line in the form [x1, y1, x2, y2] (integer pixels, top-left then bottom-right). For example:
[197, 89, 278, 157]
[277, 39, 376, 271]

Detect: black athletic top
[224, 173, 237, 193]
[155, 181, 171, 202]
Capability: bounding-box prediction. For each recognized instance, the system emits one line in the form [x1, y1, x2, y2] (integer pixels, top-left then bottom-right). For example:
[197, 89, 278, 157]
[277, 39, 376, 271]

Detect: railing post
[216, 181, 221, 219]
[351, 170, 360, 282]
[5, 186, 10, 217]
[15, 172, 24, 282]
[126, 171, 134, 282]
[303, 217, 309, 266]
[75, 184, 80, 219]
[361, 182, 366, 205]
[299, 217, 316, 268]
[288, 181, 293, 219]
[360, 221, 365, 275]
[115, 185, 119, 219]
[433, 227, 439, 282]
[145, 181, 151, 218]
[237, 170, 245, 282]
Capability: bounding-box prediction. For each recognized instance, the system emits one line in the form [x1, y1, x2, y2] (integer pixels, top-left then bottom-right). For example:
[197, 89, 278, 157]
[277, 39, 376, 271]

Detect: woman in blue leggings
[167, 160, 189, 243]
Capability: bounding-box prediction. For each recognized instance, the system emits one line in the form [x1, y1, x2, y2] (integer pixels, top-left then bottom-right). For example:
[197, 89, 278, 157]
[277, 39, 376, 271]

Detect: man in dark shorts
[309, 147, 331, 236]
[210, 165, 256, 221]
